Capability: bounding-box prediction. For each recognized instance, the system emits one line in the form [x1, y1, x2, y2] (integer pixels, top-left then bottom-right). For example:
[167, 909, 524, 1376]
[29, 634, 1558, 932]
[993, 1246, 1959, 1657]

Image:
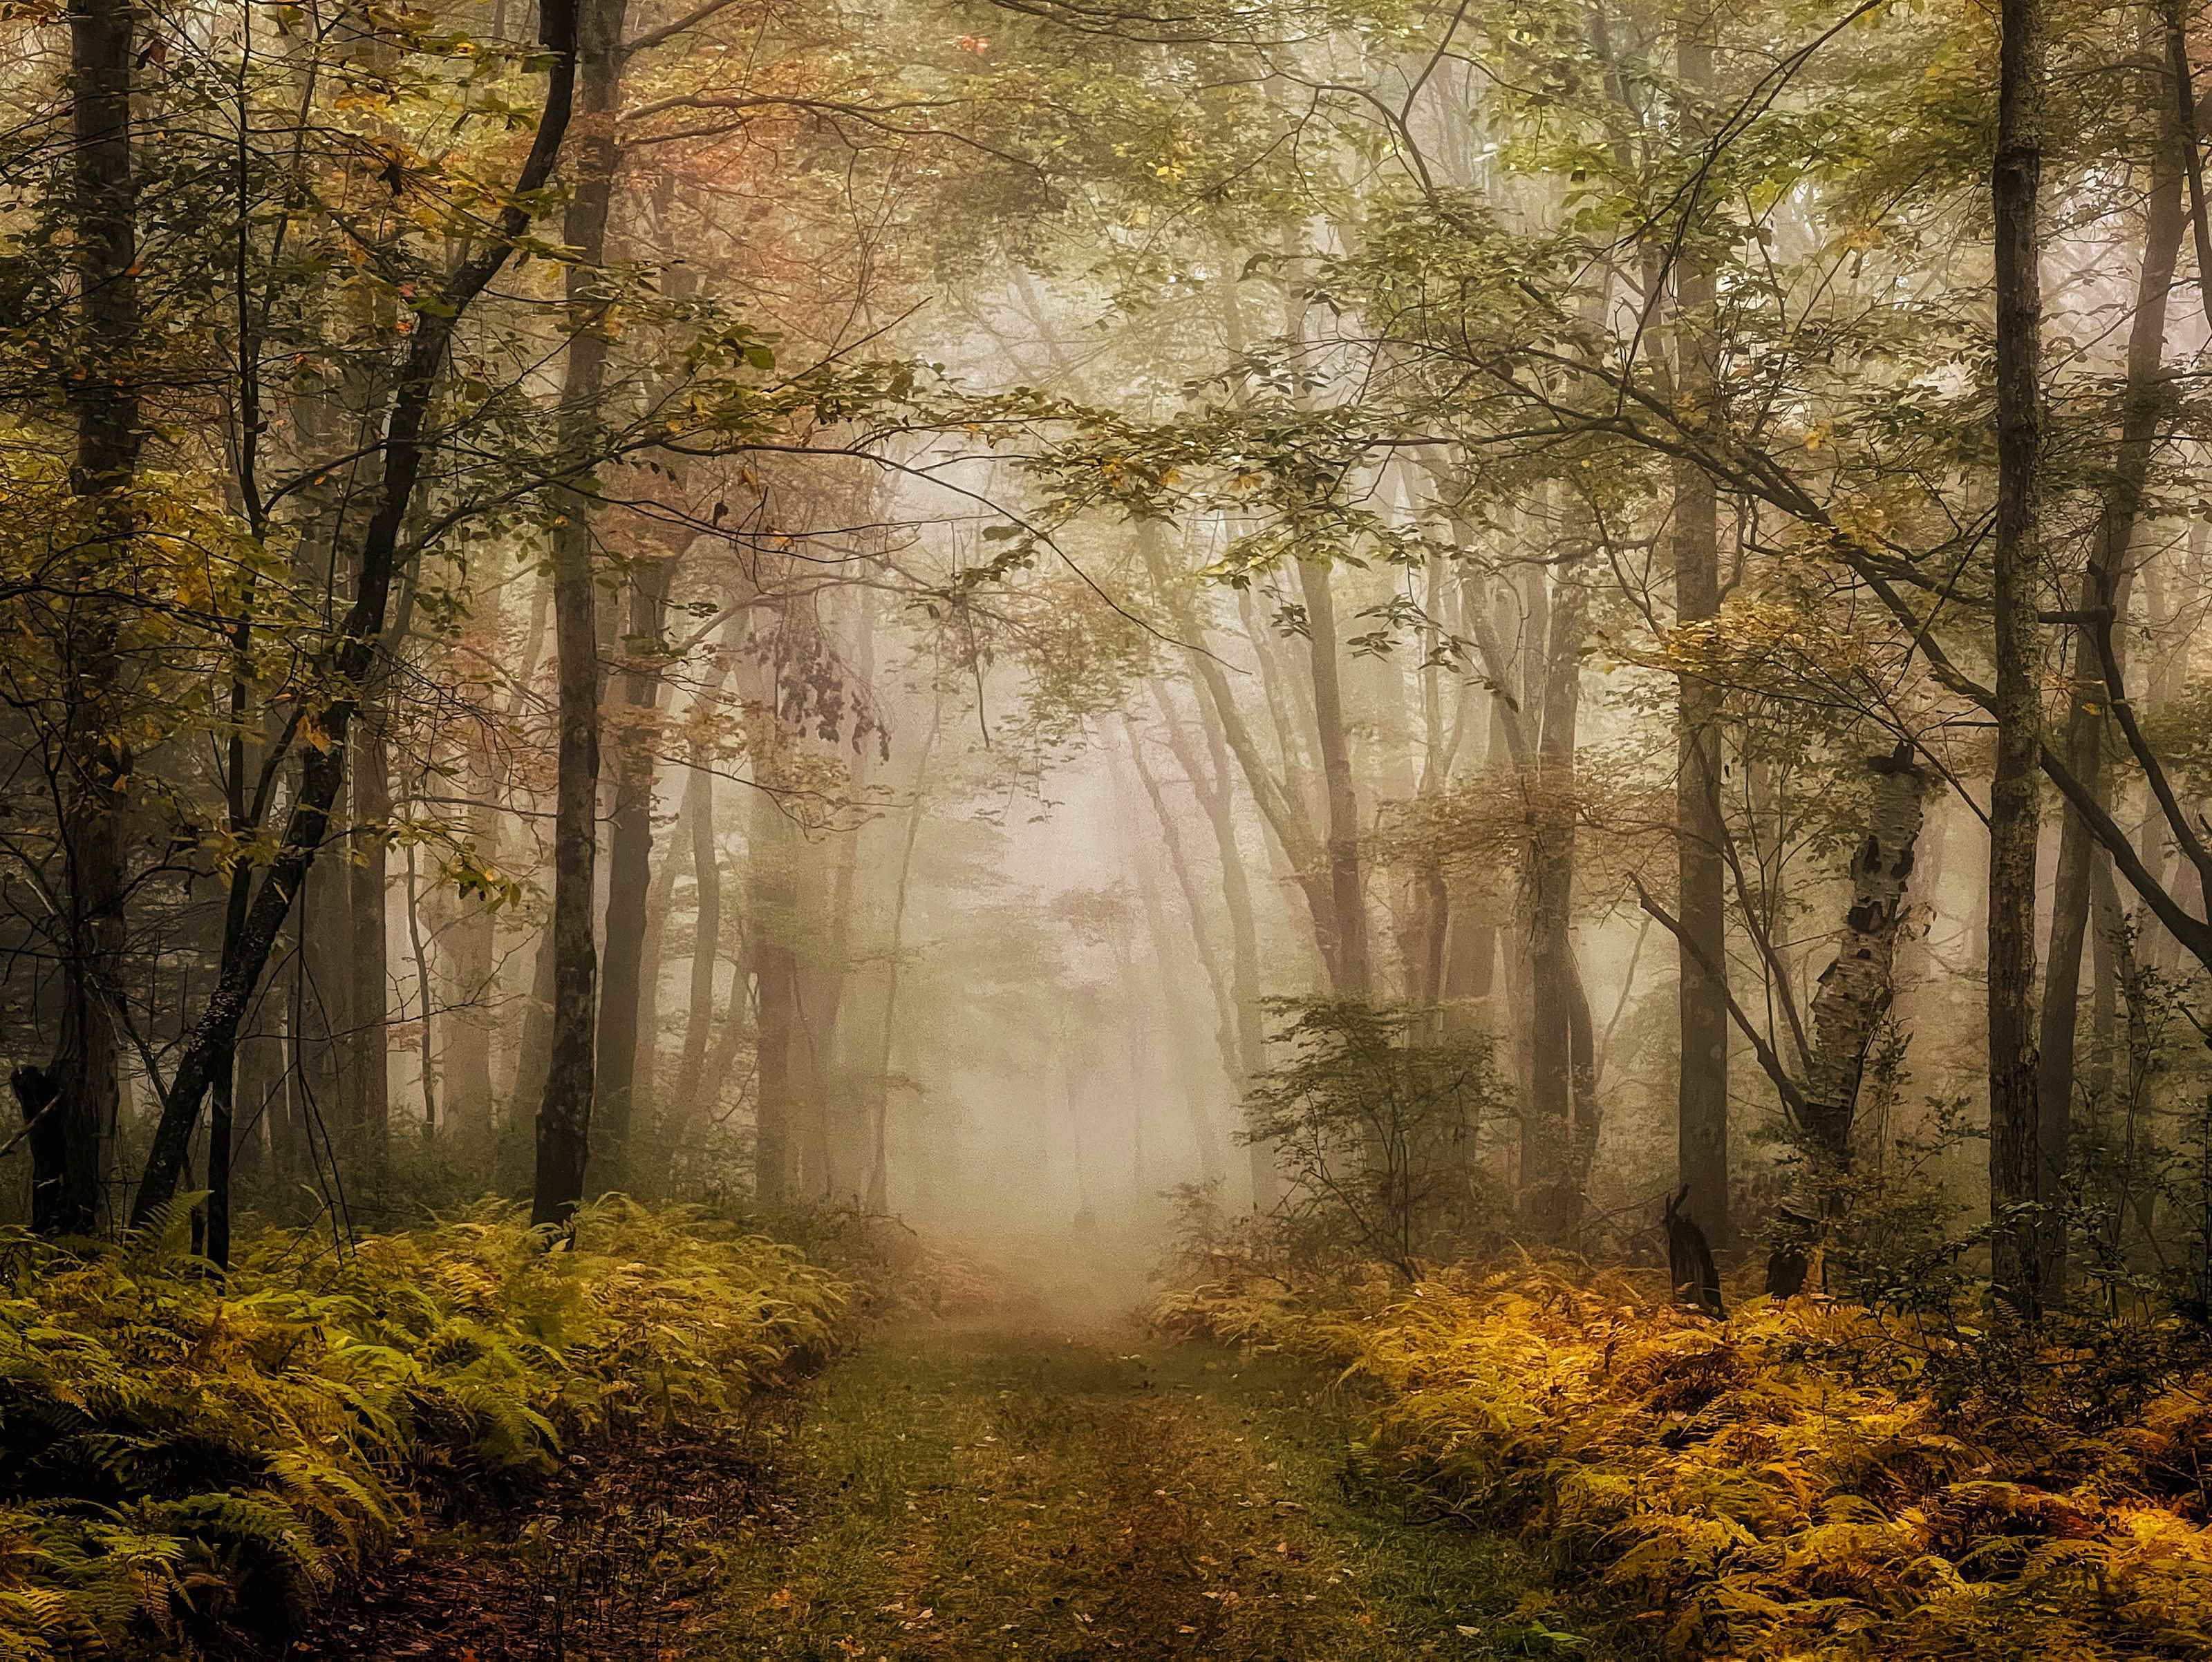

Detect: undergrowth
[0, 1196, 845, 1659]
[1157, 1262, 2212, 1659]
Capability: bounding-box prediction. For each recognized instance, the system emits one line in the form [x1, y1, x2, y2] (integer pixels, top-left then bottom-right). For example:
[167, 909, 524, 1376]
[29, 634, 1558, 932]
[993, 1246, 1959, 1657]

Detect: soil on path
[700, 1316, 1615, 1661]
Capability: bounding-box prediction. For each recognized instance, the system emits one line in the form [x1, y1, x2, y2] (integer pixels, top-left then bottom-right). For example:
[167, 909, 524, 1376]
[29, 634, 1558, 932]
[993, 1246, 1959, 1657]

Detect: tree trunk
[1989, 0, 2048, 1312]
[1153, 680, 1277, 1207]
[1413, 548, 1454, 1019]
[1673, 22, 1732, 1253]
[346, 701, 393, 1183]
[529, 0, 623, 1228]
[44, 0, 145, 1238]
[512, 932, 558, 1133]
[1801, 750, 1927, 1166]
[865, 699, 939, 1213]
[230, 992, 278, 1195]
[404, 832, 438, 1137]
[1297, 558, 1373, 996]
[442, 897, 498, 1127]
[1134, 525, 1334, 990]
[294, 853, 352, 1179]
[2036, 44, 2180, 1292]
[671, 612, 744, 1144]
[442, 572, 514, 1125]
[749, 788, 799, 1207]
[590, 557, 669, 1192]
[1125, 722, 1237, 1092]
[129, 6, 581, 1225]
[1118, 732, 1227, 1184]
[1522, 543, 1588, 1237]
[494, 565, 554, 1105]
[669, 764, 720, 1135]
[207, 1068, 233, 1269]
[632, 782, 687, 1138]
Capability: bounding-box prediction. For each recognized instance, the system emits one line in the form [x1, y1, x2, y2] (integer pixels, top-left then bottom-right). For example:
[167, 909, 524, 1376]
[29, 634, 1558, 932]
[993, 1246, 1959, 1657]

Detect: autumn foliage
[0, 1200, 844, 1659]
[1159, 1264, 2212, 1659]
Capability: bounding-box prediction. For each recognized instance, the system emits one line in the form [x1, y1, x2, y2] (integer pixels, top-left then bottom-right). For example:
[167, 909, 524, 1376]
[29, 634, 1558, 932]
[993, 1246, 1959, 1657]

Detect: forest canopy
[0, 0, 2205, 1344]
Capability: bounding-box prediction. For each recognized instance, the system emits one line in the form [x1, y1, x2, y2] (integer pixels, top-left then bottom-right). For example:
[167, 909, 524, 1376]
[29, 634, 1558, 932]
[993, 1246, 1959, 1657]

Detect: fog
[0, 0, 2201, 1319]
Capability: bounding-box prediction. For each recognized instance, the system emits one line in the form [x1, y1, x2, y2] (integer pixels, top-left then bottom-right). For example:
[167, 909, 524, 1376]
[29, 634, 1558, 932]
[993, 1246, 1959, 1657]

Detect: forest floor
[283, 1239, 1634, 1661]
[693, 1315, 1626, 1661]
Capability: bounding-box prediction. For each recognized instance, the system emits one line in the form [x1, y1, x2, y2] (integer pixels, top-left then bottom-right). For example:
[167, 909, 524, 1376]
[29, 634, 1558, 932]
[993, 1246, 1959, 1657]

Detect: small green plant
[1243, 997, 1509, 1279]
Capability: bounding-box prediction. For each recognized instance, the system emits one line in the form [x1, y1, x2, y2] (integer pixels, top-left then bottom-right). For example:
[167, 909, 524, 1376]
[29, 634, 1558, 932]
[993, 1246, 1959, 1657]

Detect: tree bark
[632, 775, 686, 1135]
[591, 557, 669, 1191]
[1522, 540, 1589, 1237]
[1135, 525, 1335, 990]
[512, 930, 558, 1133]
[129, 0, 581, 1224]
[670, 613, 743, 1142]
[1119, 727, 1228, 1183]
[668, 764, 719, 1125]
[527, 0, 624, 1227]
[1125, 721, 1237, 1077]
[749, 788, 799, 1207]
[494, 566, 554, 1105]
[1989, 0, 2049, 1312]
[44, 0, 146, 1237]
[230, 991, 278, 1194]
[1297, 558, 1373, 996]
[2036, 39, 2181, 1292]
[442, 574, 514, 1124]
[1801, 750, 1927, 1166]
[865, 698, 938, 1213]
[404, 833, 438, 1137]
[346, 698, 393, 1180]
[1153, 679, 1278, 1207]
[1672, 22, 1732, 1253]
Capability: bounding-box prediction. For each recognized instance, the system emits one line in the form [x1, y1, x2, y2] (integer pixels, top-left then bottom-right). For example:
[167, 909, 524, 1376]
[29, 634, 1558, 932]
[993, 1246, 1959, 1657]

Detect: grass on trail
[704, 1320, 1635, 1661]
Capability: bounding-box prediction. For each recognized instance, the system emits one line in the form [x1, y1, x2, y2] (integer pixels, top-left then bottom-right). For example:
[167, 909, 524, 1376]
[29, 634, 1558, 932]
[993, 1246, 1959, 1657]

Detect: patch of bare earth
[274, 1409, 798, 1661]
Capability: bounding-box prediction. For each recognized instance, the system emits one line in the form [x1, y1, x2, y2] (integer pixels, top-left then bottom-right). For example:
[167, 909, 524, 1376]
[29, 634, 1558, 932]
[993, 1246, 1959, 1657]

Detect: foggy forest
[3, 0, 2212, 1652]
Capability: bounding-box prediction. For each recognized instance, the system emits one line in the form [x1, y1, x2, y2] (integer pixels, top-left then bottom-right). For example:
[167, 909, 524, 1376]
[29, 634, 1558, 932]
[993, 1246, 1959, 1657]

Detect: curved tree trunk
[1152, 679, 1277, 1207]
[2036, 44, 2183, 1293]
[132, 8, 583, 1222]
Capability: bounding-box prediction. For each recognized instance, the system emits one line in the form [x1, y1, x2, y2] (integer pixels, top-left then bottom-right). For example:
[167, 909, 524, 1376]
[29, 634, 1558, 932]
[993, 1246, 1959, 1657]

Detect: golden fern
[0, 1200, 847, 1659]
[1159, 1261, 2212, 1659]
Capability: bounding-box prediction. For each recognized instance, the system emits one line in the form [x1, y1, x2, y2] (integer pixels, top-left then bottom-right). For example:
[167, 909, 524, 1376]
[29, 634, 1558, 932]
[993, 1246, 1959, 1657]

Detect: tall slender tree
[530, 0, 630, 1227]
[1989, 0, 2049, 1311]
[1671, 19, 1732, 1252]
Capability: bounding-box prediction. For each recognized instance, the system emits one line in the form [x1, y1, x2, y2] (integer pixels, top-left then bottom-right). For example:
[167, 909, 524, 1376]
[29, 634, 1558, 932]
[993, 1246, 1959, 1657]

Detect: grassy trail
[701, 1312, 1616, 1661]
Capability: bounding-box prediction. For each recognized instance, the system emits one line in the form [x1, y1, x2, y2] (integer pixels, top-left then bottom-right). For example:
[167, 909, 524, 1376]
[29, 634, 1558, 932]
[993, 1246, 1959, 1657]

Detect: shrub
[0, 1197, 845, 1658]
[1242, 997, 1510, 1278]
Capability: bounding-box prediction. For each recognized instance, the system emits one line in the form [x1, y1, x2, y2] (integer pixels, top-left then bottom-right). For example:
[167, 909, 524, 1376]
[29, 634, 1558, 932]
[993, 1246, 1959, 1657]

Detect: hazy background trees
[7, 0, 2212, 1321]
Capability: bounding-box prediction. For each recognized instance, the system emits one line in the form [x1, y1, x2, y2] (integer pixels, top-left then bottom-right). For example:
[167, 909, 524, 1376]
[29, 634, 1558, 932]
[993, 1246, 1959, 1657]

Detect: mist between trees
[3, 0, 2212, 1325]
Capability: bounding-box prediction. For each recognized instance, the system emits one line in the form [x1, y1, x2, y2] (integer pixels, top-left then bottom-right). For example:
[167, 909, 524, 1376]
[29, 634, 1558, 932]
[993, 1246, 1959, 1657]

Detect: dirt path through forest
[282, 1245, 1627, 1661]
[696, 1311, 1618, 1661]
